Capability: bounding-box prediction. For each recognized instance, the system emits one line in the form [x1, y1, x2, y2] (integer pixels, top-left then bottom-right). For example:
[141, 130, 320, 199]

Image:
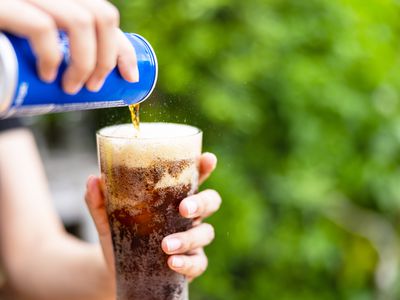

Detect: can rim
[131, 33, 158, 104]
[0, 33, 17, 115]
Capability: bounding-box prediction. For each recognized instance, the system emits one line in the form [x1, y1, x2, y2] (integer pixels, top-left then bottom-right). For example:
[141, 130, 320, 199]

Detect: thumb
[85, 175, 115, 272]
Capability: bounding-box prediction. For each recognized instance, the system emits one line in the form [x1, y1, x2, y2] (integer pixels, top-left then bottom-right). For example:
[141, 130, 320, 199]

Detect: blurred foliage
[53, 0, 400, 298]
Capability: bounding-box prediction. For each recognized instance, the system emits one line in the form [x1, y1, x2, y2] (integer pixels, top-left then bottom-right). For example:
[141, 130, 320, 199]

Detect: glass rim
[96, 122, 202, 140]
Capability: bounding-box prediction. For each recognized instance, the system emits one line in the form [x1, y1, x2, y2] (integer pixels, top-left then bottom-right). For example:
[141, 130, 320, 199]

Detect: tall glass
[97, 123, 202, 300]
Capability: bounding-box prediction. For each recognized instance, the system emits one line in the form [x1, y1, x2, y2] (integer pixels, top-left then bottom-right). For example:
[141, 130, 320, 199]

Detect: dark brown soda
[102, 159, 196, 300]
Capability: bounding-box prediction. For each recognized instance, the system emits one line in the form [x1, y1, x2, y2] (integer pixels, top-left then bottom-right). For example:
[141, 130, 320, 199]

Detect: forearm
[0, 129, 114, 299]
[44, 236, 114, 300]
[11, 236, 114, 300]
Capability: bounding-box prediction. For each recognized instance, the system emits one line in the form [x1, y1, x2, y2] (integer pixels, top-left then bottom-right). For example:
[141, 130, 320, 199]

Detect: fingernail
[86, 78, 105, 92]
[171, 257, 184, 268]
[64, 84, 82, 95]
[40, 69, 58, 83]
[49, 69, 58, 81]
[185, 200, 197, 216]
[166, 238, 181, 252]
[63, 80, 83, 95]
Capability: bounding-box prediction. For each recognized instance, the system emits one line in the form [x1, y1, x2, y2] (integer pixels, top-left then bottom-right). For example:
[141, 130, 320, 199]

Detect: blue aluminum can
[0, 32, 157, 118]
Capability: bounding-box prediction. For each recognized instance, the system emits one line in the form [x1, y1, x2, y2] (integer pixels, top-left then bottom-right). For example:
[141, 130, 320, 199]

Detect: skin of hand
[85, 152, 222, 281]
[0, 0, 138, 94]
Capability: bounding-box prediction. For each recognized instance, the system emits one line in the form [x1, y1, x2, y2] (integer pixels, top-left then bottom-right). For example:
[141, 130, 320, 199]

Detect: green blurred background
[33, 0, 400, 299]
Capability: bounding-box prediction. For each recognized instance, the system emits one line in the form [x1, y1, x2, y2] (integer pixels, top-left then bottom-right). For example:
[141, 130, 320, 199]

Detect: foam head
[97, 123, 202, 168]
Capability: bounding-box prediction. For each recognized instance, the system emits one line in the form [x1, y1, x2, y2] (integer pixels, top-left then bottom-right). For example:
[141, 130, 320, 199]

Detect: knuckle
[197, 256, 208, 275]
[95, 61, 115, 76]
[207, 189, 222, 207]
[197, 191, 213, 214]
[31, 17, 56, 36]
[197, 192, 208, 208]
[119, 36, 137, 61]
[71, 11, 94, 29]
[74, 59, 96, 76]
[72, 65, 91, 78]
[203, 223, 215, 241]
[186, 259, 196, 273]
[97, 5, 120, 26]
[183, 235, 194, 251]
[207, 189, 221, 201]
